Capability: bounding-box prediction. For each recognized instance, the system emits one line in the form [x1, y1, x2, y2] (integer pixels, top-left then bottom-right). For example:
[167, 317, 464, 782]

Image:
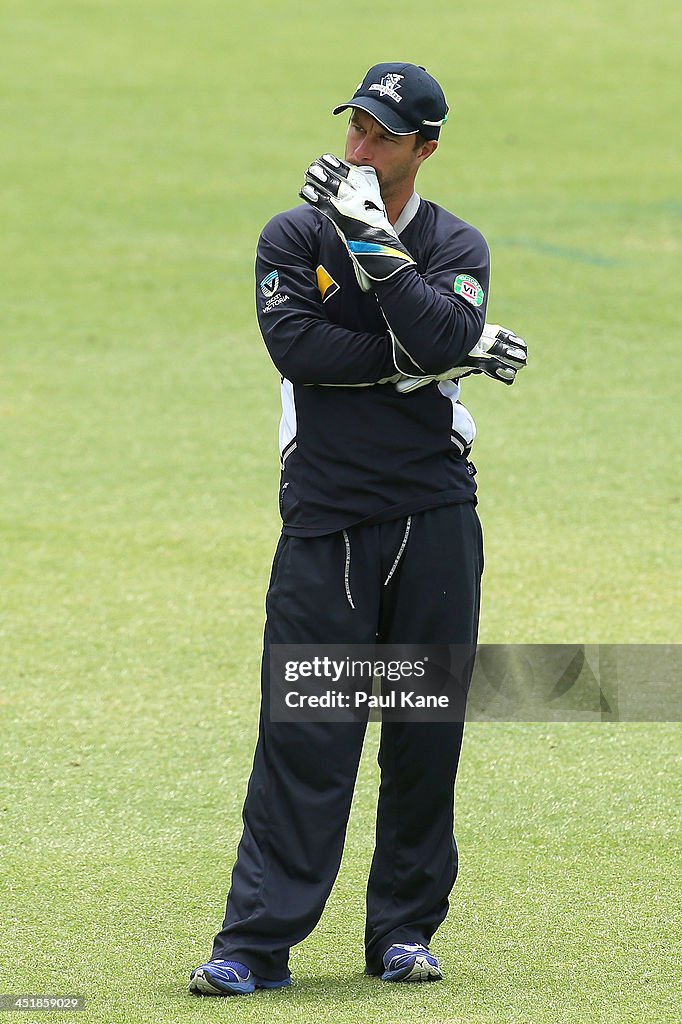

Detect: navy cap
[333, 62, 449, 141]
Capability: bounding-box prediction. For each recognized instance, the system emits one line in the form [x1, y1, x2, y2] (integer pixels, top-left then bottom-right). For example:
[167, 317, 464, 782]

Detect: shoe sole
[189, 968, 255, 996]
[189, 967, 291, 997]
[382, 955, 443, 983]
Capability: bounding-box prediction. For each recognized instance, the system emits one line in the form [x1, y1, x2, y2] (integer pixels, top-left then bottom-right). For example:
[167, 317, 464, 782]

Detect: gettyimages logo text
[283, 655, 427, 685]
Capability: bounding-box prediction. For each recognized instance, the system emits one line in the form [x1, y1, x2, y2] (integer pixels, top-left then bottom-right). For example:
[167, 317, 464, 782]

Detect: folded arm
[256, 213, 397, 386]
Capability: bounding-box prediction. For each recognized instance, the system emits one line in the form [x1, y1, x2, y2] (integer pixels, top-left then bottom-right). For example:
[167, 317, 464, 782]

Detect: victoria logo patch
[454, 274, 484, 307]
[260, 270, 280, 298]
[369, 73, 404, 104]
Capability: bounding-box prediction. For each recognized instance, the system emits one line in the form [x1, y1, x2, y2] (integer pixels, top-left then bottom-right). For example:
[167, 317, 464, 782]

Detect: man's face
[344, 108, 434, 200]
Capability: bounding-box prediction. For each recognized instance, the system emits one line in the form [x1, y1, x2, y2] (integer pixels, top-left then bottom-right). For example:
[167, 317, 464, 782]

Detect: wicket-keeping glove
[395, 323, 528, 392]
[450, 396, 476, 457]
[300, 154, 416, 288]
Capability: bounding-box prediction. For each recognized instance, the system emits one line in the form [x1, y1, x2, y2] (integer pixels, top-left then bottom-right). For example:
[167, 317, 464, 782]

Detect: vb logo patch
[454, 274, 485, 307]
[260, 270, 280, 298]
[316, 264, 339, 303]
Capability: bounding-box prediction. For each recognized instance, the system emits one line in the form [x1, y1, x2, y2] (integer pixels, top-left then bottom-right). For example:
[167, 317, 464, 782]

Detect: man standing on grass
[190, 62, 526, 996]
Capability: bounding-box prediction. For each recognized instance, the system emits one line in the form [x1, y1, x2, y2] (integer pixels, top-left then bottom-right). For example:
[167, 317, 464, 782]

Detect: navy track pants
[211, 502, 484, 980]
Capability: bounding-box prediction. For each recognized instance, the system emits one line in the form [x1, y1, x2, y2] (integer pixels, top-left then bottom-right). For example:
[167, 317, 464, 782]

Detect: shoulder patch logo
[316, 264, 340, 302]
[260, 270, 280, 298]
[454, 274, 484, 307]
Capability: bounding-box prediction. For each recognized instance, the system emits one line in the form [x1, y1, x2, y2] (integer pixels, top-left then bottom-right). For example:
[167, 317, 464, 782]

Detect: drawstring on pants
[342, 530, 355, 609]
[342, 516, 412, 609]
[384, 516, 412, 587]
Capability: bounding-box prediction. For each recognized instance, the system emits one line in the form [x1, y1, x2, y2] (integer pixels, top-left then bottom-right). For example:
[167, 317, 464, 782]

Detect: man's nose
[349, 136, 374, 165]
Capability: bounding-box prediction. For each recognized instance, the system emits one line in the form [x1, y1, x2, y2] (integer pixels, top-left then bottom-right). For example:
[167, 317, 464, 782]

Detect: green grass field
[1, 1, 680, 1021]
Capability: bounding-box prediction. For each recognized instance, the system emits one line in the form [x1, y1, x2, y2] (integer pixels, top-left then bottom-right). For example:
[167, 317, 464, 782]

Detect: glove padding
[395, 323, 528, 392]
[450, 393, 476, 457]
[300, 155, 416, 287]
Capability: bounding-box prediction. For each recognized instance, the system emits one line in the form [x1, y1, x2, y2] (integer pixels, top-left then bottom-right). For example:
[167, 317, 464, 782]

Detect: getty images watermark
[282, 652, 446, 710]
[0, 996, 85, 1012]
[269, 645, 681, 723]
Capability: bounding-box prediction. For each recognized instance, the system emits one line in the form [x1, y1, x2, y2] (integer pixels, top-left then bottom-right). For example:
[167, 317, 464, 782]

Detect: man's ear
[417, 139, 438, 165]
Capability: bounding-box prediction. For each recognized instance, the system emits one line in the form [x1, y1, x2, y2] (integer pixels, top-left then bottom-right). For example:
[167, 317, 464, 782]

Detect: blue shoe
[189, 959, 291, 996]
[380, 943, 443, 982]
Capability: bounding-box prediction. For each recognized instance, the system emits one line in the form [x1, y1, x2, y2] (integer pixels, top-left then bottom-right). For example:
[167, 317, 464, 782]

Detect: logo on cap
[369, 73, 404, 104]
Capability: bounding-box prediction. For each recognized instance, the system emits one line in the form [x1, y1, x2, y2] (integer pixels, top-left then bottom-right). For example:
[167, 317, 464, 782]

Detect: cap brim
[332, 99, 418, 136]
